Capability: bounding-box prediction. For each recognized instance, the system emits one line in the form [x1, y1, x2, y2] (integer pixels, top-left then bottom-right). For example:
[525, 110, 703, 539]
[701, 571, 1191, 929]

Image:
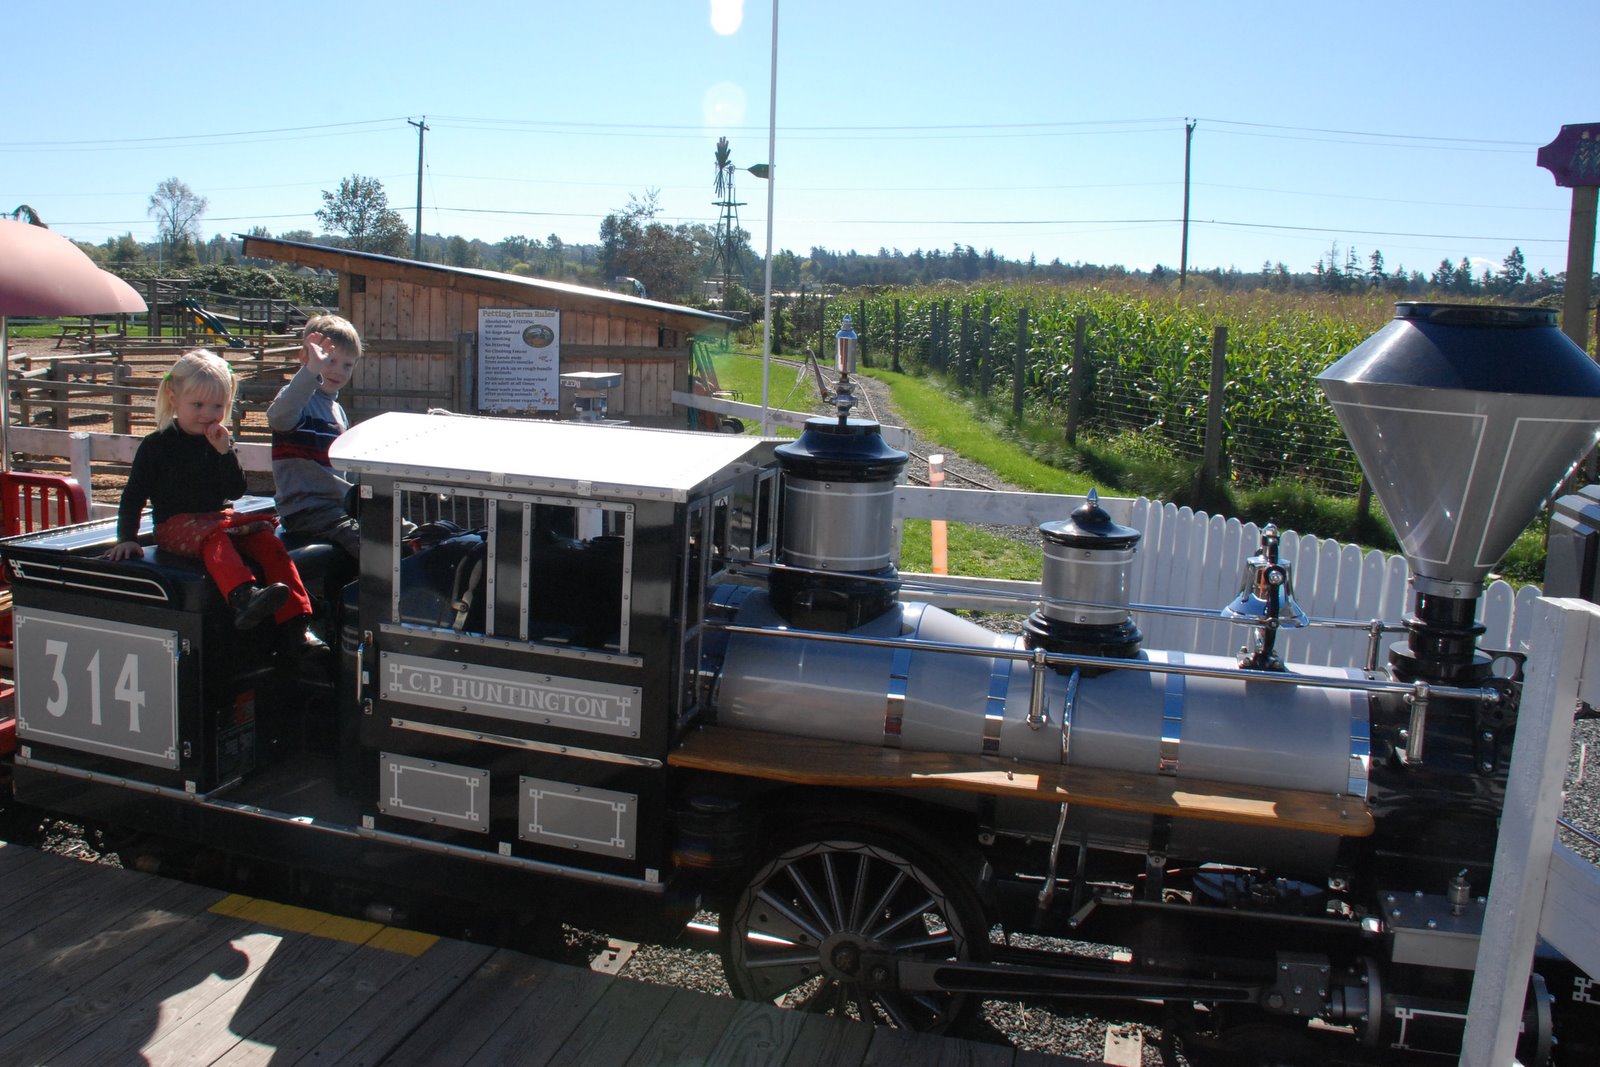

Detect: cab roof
[330, 411, 763, 502]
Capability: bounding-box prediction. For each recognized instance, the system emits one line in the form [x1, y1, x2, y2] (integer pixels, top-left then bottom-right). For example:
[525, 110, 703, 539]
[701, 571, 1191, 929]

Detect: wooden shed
[240, 236, 734, 429]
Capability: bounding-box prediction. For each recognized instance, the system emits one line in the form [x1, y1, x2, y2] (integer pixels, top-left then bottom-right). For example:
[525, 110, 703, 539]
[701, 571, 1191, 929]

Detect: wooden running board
[669, 726, 1373, 838]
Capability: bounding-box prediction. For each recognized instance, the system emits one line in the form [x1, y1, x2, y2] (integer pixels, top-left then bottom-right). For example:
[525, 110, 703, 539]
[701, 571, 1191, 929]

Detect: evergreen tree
[1501, 246, 1527, 291]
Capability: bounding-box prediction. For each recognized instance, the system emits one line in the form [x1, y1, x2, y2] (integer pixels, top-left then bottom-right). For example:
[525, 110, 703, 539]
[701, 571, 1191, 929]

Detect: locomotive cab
[334, 411, 778, 891]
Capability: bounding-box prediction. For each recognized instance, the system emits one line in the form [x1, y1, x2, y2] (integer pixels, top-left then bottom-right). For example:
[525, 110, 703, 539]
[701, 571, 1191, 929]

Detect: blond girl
[108, 350, 320, 650]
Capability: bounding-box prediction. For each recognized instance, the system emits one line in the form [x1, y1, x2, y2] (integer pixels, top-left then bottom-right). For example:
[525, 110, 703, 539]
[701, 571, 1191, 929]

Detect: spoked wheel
[719, 825, 985, 1033]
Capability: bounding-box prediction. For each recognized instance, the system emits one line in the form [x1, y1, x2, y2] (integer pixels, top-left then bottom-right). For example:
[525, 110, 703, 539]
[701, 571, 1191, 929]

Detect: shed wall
[341, 272, 700, 428]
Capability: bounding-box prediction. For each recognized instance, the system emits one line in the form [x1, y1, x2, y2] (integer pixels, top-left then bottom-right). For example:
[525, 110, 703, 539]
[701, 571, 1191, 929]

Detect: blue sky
[6, 0, 1596, 279]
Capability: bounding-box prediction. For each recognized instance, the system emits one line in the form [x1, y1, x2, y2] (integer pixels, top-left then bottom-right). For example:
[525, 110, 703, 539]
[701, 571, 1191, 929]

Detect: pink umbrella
[0, 217, 147, 471]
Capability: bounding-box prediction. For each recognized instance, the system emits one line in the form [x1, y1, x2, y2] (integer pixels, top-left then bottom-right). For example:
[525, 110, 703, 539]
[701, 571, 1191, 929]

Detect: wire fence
[779, 286, 1382, 495]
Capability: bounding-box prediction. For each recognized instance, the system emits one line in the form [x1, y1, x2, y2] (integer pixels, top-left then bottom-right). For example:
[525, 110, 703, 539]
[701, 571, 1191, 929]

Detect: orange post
[929, 454, 948, 576]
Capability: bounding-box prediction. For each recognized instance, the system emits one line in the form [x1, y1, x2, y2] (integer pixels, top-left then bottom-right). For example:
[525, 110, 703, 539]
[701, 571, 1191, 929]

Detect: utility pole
[409, 117, 428, 260]
[1177, 117, 1190, 287]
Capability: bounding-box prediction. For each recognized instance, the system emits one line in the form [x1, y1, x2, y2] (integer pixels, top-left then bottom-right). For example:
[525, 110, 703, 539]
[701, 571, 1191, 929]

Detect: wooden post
[1537, 125, 1600, 355]
[68, 431, 92, 493]
[937, 300, 947, 372]
[858, 298, 868, 367]
[979, 300, 992, 396]
[1065, 314, 1087, 444]
[959, 304, 972, 385]
[1202, 325, 1228, 487]
[112, 363, 131, 436]
[892, 298, 902, 374]
[1013, 306, 1029, 419]
[45, 362, 62, 430]
[1563, 185, 1597, 356]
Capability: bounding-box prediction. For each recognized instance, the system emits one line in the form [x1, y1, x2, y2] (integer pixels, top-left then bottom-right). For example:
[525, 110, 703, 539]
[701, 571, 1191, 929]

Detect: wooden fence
[7, 348, 305, 474]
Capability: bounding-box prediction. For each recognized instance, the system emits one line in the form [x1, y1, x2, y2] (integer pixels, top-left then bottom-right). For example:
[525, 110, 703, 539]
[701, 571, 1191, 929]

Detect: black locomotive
[2, 303, 1598, 1064]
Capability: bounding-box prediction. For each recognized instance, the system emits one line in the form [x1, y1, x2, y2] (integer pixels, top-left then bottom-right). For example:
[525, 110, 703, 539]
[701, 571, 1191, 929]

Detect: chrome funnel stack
[1318, 303, 1600, 682]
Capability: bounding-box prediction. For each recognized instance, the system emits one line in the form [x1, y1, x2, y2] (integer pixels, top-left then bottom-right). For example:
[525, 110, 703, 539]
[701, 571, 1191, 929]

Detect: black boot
[229, 582, 290, 630]
[277, 615, 330, 661]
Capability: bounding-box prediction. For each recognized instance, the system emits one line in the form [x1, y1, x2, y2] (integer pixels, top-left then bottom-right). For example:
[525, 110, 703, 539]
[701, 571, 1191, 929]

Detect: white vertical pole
[929, 454, 947, 575]
[758, 0, 779, 436]
[1461, 596, 1596, 1066]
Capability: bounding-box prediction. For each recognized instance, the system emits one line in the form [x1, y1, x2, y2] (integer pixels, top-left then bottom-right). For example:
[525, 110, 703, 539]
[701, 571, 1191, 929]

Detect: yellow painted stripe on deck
[366, 926, 442, 956]
[209, 894, 439, 956]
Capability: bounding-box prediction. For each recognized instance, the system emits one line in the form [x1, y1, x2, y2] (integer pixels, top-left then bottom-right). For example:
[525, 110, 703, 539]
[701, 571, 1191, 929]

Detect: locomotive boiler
[2, 302, 1599, 1065]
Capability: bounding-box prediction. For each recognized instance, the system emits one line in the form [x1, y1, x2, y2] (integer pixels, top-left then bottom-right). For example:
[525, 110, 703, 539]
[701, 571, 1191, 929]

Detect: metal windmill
[711, 137, 746, 303]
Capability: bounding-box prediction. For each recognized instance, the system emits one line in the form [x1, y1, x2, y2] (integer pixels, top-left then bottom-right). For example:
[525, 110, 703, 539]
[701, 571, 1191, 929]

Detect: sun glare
[709, 0, 744, 35]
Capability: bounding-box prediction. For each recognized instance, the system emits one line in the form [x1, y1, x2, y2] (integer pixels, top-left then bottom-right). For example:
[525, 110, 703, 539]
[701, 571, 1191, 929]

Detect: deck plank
[784, 1013, 878, 1063]
[620, 988, 746, 1067]
[0, 859, 191, 981]
[139, 932, 359, 1067]
[703, 998, 809, 1066]
[0, 839, 1098, 1067]
[0, 858, 206, 972]
[0, 892, 232, 1059]
[284, 937, 496, 1066]
[458, 956, 614, 1066]
[1, 909, 257, 1066]
[46, 927, 286, 1066]
[208, 933, 477, 1065]
[865, 1025, 1018, 1065]
[542, 977, 676, 1067]
[0, 850, 92, 932]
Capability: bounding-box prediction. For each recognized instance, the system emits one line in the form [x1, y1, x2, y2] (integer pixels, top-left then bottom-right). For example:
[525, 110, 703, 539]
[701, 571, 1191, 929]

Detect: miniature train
[3, 303, 1599, 1065]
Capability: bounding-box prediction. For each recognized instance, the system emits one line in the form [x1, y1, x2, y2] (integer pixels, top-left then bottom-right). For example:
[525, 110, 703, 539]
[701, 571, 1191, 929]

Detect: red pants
[155, 510, 312, 624]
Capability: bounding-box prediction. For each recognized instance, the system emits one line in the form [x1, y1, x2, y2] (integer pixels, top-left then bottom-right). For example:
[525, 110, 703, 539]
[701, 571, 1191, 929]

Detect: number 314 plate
[13, 607, 181, 769]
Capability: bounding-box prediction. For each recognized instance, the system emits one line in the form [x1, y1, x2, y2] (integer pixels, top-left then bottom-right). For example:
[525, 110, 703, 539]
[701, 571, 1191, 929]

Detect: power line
[5, 113, 1537, 153]
[1198, 117, 1537, 147]
[0, 119, 406, 151]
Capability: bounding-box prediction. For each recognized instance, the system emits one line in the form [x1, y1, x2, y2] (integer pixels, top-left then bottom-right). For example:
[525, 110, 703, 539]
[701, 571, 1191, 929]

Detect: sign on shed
[478, 307, 561, 412]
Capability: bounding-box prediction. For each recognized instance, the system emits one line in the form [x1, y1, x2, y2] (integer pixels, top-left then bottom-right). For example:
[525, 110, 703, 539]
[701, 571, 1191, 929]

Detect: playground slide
[181, 298, 246, 348]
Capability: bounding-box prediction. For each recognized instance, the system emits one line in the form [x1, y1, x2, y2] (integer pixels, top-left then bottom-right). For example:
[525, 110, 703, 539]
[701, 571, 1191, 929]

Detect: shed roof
[240, 235, 736, 333]
[331, 411, 762, 502]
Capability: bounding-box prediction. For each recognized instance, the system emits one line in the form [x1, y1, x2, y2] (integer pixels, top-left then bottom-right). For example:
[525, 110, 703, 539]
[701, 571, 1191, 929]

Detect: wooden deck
[0, 841, 1098, 1067]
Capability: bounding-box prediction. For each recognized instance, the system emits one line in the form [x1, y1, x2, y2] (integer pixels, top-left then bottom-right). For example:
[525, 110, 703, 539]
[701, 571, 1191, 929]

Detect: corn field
[825, 284, 1394, 493]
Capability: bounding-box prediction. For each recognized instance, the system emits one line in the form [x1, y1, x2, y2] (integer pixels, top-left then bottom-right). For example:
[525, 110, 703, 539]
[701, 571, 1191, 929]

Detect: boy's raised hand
[303, 330, 334, 377]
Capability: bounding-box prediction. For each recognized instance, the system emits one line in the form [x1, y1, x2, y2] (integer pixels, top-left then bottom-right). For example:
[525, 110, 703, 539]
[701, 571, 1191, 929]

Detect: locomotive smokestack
[769, 416, 909, 631]
[1024, 489, 1143, 665]
[1318, 303, 1600, 682]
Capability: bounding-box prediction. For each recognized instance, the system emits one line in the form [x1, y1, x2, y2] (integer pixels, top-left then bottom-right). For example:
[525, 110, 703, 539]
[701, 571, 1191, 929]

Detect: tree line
[73, 174, 1584, 309]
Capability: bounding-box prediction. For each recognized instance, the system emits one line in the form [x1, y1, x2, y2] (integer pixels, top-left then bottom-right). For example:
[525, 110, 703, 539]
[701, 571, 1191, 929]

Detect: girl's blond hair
[154, 350, 235, 430]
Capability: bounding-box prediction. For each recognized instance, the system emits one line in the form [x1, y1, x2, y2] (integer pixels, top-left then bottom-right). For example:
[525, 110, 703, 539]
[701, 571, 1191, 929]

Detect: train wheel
[719, 824, 985, 1033]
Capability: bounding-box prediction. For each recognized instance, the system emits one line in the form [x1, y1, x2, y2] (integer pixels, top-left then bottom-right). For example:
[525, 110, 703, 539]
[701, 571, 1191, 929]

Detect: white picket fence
[894, 485, 1543, 668]
[1125, 496, 1543, 667]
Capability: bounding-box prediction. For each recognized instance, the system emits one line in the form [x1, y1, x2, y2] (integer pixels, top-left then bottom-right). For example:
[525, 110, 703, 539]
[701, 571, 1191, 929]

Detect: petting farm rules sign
[477, 308, 561, 412]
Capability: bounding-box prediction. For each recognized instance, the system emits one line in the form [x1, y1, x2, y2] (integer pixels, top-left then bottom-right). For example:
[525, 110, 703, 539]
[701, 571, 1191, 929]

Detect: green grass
[709, 347, 820, 412]
[864, 369, 1097, 496]
[898, 519, 1042, 578]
